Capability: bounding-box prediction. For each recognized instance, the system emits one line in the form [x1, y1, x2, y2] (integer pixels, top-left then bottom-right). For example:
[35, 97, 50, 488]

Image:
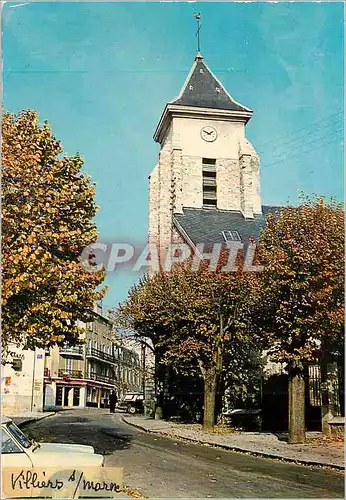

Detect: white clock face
[200, 126, 218, 142]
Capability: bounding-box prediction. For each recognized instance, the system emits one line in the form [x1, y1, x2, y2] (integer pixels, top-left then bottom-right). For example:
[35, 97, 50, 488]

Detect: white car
[1, 415, 105, 497]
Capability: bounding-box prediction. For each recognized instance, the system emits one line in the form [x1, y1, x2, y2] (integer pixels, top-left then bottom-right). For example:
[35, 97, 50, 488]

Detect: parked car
[223, 408, 263, 431]
[1, 415, 104, 498]
[117, 393, 144, 414]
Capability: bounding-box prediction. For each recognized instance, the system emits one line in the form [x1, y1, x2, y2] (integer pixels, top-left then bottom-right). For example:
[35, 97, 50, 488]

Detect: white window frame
[222, 230, 241, 242]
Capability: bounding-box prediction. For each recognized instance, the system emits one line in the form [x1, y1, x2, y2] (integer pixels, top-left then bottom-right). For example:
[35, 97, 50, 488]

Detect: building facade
[114, 342, 141, 399]
[1, 346, 45, 416]
[43, 307, 142, 410]
[44, 307, 117, 409]
[1, 307, 142, 415]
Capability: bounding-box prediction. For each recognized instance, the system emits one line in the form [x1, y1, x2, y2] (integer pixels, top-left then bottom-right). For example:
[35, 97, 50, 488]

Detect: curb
[122, 415, 170, 434]
[121, 416, 344, 471]
[14, 412, 56, 428]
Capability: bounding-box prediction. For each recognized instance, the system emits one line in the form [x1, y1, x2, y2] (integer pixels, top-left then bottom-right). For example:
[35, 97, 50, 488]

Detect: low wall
[329, 416, 345, 437]
[2, 394, 43, 416]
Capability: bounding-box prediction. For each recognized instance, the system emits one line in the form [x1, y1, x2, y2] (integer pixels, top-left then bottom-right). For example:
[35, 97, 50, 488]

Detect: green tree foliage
[2, 110, 106, 351]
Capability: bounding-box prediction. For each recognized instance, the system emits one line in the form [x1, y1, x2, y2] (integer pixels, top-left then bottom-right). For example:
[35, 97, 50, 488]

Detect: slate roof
[173, 206, 282, 247]
[171, 54, 251, 113]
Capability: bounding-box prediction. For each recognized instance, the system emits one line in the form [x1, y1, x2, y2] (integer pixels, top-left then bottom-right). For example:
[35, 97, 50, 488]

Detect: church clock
[200, 125, 217, 142]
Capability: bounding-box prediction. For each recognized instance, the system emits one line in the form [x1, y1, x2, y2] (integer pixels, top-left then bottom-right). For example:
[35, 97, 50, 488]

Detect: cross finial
[193, 12, 201, 53]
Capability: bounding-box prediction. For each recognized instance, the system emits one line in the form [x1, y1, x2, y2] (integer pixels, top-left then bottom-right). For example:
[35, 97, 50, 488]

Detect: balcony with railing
[59, 345, 84, 358]
[86, 346, 115, 364]
[87, 371, 116, 385]
[58, 368, 84, 379]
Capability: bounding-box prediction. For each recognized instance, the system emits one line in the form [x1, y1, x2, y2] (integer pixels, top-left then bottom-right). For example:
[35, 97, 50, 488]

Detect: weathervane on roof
[193, 12, 202, 53]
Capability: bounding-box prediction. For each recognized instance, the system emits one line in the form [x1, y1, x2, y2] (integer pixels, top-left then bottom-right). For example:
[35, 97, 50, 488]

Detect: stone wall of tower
[149, 140, 262, 246]
[239, 153, 253, 218]
[251, 154, 262, 215]
[181, 156, 203, 207]
[217, 158, 241, 211]
[148, 137, 177, 263]
[157, 146, 173, 256]
[148, 164, 159, 245]
[159, 150, 261, 218]
[239, 138, 262, 217]
[171, 148, 184, 214]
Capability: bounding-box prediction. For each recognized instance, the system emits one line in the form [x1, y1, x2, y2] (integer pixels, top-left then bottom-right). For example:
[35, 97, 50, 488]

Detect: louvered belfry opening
[202, 158, 217, 208]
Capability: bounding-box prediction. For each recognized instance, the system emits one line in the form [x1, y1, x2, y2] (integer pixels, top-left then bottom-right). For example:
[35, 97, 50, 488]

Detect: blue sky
[4, 1, 344, 308]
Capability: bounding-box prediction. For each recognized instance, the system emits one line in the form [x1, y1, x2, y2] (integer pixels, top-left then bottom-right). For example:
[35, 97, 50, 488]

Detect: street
[23, 409, 344, 498]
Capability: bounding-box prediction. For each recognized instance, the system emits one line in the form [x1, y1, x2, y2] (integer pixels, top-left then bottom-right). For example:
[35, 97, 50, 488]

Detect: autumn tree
[257, 196, 344, 443]
[116, 251, 260, 431]
[114, 270, 177, 411]
[2, 110, 106, 352]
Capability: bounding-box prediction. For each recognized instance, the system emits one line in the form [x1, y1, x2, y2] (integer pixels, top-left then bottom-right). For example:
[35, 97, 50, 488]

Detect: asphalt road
[24, 408, 344, 498]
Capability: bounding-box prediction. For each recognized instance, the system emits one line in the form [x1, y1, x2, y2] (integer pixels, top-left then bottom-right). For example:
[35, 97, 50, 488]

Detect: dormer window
[222, 230, 241, 242]
[215, 87, 220, 93]
[189, 85, 194, 91]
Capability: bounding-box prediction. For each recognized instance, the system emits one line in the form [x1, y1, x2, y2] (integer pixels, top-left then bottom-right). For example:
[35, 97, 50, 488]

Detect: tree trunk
[203, 367, 218, 431]
[288, 361, 305, 444]
[200, 340, 223, 432]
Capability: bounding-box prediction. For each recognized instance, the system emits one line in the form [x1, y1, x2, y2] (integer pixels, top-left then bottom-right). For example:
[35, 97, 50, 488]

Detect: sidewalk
[122, 415, 344, 470]
[6, 411, 56, 426]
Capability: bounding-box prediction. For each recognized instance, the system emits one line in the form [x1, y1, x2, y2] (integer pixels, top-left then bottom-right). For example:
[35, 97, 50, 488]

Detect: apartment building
[44, 306, 117, 410]
[114, 343, 141, 398]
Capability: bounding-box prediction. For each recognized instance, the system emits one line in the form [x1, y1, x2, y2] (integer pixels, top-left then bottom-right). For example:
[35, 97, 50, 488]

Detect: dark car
[223, 408, 263, 431]
[117, 393, 144, 414]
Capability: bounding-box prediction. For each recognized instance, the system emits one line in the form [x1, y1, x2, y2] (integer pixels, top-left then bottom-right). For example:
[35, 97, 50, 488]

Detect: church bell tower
[148, 51, 262, 254]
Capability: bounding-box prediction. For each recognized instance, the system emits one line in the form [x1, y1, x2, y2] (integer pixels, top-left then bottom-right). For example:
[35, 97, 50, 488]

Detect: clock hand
[204, 130, 213, 135]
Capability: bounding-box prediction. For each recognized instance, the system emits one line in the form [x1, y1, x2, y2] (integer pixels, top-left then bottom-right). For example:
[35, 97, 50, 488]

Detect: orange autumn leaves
[2, 110, 106, 350]
[257, 196, 344, 364]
